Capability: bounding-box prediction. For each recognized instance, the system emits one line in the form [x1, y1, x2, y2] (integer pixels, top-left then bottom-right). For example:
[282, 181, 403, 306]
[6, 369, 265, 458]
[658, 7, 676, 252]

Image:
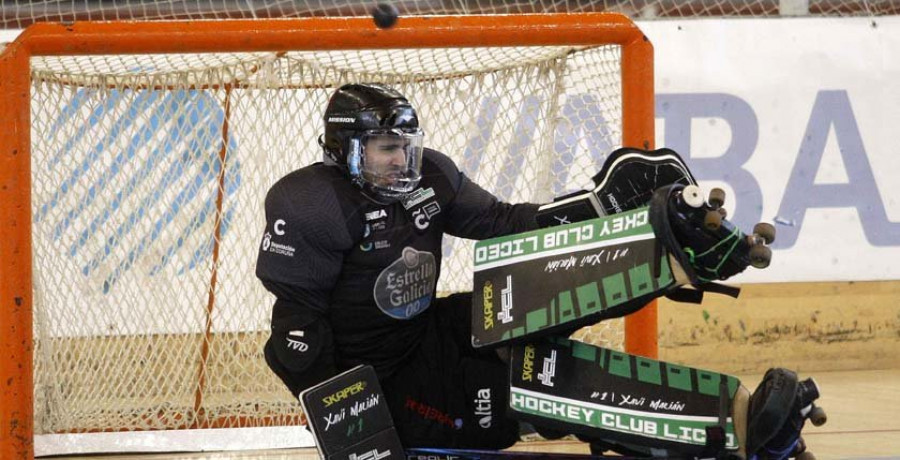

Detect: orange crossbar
[0, 13, 654, 459]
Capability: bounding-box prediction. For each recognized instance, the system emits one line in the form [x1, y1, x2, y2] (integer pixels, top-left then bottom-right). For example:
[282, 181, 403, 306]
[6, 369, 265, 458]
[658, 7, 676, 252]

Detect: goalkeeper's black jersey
[256, 148, 538, 377]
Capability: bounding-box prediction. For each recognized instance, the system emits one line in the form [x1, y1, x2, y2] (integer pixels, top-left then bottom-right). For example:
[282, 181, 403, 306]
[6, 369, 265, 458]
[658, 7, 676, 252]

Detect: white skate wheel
[682, 185, 705, 208]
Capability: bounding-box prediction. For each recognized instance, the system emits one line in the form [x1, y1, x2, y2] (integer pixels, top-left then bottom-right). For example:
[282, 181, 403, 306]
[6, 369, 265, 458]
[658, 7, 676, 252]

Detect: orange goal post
[0, 13, 655, 458]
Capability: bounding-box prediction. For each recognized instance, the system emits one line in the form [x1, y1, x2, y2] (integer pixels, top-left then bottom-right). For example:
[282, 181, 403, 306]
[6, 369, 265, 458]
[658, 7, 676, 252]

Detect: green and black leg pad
[507, 338, 751, 459]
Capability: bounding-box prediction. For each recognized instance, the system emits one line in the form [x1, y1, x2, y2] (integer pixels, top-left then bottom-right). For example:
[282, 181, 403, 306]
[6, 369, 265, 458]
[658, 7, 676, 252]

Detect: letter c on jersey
[413, 210, 429, 230]
[274, 219, 286, 236]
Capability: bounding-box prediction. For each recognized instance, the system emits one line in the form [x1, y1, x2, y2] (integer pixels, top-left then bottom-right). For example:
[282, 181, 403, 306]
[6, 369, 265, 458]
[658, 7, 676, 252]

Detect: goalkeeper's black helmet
[321, 83, 424, 203]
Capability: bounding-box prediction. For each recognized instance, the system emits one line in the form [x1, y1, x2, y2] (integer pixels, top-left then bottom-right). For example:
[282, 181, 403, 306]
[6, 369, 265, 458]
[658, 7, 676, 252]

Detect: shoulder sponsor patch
[402, 187, 436, 210]
[366, 209, 388, 221]
[274, 219, 287, 235]
[261, 232, 296, 257]
[412, 201, 441, 231]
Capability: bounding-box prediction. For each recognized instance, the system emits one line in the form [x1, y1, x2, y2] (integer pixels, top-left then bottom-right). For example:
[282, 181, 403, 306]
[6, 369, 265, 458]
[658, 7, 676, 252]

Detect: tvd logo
[285, 330, 308, 352]
[474, 388, 492, 429]
[373, 247, 437, 320]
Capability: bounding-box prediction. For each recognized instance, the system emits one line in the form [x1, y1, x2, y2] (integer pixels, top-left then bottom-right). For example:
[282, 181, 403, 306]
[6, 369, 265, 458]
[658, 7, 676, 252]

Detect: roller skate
[743, 368, 827, 460]
[648, 183, 775, 300]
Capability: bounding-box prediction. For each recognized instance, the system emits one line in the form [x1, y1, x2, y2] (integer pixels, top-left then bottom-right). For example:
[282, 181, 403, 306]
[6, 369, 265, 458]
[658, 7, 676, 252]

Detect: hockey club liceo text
[510, 389, 737, 449]
[475, 209, 649, 266]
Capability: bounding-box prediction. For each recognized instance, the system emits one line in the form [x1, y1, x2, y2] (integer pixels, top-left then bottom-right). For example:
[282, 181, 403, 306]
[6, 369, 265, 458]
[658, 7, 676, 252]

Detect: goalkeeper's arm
[262, 295, 337, 398]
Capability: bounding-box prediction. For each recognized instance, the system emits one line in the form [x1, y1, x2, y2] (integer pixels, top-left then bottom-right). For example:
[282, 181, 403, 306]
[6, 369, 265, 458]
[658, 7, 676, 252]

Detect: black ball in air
[372, 3, 399, 29]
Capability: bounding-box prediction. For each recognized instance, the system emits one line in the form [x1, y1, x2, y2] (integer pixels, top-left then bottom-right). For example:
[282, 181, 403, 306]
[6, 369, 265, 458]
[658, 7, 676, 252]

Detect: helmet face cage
[321, 83, 424, 202]
[348, 128, 424, 201]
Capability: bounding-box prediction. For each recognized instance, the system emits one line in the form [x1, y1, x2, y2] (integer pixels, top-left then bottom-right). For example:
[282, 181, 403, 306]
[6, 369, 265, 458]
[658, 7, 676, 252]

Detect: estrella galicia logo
[373, 247, 437, 319]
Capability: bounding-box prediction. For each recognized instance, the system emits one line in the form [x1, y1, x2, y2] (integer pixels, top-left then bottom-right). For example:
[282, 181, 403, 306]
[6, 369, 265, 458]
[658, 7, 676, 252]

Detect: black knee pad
[270, 315, 330, 372]
[265, 299, 336, 396]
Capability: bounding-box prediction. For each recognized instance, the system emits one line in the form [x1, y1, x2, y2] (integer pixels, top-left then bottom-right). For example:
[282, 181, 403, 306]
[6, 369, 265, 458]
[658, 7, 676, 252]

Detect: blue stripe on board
[36, 90, 157, 225]
[32, 88, 246, 295]
[67, 91, 201, 257]
[80, 93, 222, 276]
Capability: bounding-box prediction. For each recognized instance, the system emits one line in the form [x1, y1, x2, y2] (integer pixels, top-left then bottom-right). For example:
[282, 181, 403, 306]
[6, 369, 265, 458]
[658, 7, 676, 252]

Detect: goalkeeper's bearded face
[359, 129, 424, 195]
[364, 135, 409, 186]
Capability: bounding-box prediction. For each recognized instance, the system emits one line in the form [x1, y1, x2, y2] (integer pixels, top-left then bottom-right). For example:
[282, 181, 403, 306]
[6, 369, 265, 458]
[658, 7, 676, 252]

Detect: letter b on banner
[657, 93, 763, 232]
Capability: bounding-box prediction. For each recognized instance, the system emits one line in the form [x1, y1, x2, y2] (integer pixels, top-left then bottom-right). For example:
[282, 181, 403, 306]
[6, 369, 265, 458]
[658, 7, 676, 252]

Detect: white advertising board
[7, 16, 898, 303]
[641, 17, 900, 282]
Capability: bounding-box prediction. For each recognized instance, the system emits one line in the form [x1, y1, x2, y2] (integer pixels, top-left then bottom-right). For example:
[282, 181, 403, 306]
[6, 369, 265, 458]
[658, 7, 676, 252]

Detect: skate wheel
[809, 405, 827, 426]
[749, 244, 772, 268]
[708, 187, 726, 209]
[682, 185, 705, 208]
[704, 210, 722, 231]
[753, 222, 776, 245]
[796, 436, 807, 453]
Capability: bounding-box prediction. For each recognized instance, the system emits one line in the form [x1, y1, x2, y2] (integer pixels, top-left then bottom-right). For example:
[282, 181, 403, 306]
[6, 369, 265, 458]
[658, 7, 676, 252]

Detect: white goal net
[4, 0, 892, 456]
[28, 43, 628, 435]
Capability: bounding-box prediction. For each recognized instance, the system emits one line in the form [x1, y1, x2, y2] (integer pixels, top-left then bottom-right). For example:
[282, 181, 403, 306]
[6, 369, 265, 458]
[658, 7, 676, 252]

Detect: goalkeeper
[256, 83, 821, 459]
[256, 82, 539, 449]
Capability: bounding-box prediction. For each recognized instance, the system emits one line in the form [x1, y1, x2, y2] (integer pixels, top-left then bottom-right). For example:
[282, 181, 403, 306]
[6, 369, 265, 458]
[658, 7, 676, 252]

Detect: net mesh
[1, 0, 897, 28]
[30, 45, 627, 434]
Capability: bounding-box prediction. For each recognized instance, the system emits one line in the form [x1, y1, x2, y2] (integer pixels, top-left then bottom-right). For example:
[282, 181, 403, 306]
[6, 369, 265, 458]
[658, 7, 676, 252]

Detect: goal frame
[0, 13, 655, 458]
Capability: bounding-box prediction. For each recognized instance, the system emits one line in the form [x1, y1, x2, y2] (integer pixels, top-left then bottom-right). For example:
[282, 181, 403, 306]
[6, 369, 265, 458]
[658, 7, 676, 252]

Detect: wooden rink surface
[45, 282, 900, 459]
[52, 368, 900, 460]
